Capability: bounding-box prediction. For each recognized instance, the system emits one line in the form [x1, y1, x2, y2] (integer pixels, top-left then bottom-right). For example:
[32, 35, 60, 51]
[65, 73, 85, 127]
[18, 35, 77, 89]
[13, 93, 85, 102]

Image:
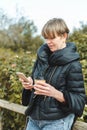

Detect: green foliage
[0, 108, 26, 130]
[83, 106, 87, 122]
[0, 48, 36, 129]
[0, 10, 44, 52]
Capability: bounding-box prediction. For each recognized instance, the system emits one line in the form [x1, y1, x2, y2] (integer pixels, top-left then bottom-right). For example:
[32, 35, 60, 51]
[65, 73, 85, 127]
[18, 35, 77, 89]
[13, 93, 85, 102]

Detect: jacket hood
[49, 42, 80, 66]
[33, 42, 79, 79]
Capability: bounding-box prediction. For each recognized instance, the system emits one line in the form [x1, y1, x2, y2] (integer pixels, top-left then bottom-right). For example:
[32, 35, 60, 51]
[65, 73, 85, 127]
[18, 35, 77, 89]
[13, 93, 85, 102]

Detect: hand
[34, 81, 65, 102]
[19, 77, 33, 90]
[33, 81, 57, 97]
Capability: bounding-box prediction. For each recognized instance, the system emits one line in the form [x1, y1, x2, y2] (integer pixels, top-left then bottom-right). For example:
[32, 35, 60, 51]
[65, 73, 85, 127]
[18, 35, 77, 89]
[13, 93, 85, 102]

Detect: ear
[63, 33, 68, 38]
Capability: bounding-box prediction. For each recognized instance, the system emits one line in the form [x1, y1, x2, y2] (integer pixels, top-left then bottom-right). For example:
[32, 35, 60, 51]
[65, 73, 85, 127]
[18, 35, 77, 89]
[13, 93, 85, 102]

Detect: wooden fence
[0, 99, 87, 130]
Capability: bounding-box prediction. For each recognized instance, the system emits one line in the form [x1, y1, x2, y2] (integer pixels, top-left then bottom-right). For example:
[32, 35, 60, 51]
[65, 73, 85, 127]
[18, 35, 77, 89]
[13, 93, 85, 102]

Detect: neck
[60, 42, 66, 50]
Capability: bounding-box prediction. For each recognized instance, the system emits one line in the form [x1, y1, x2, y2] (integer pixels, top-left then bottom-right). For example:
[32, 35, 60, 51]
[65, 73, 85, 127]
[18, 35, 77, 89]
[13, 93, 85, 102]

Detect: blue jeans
[26, 114, 75, 130]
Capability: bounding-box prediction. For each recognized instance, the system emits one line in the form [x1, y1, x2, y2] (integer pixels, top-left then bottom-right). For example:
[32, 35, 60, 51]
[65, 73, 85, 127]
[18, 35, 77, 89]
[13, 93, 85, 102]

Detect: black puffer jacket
[22, 42, 86, 120]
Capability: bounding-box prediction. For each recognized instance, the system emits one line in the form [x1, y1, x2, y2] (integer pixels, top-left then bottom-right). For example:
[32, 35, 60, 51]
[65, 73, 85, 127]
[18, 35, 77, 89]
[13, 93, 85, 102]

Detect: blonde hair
[41, 18, 69, 39]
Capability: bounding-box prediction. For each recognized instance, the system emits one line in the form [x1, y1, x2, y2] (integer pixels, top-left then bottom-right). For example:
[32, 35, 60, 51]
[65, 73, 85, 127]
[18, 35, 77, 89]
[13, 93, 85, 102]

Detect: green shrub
[0, 48, 36, 130]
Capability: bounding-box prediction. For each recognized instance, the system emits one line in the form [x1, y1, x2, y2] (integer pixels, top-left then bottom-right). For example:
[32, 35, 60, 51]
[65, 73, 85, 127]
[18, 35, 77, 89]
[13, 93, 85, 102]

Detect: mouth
[48, 45, 54, 50]
[48, 45, 53, 49]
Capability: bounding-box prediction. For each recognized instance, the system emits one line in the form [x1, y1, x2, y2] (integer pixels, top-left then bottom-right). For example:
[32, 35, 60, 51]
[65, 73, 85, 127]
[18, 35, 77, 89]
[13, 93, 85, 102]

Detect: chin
[50, 49, 54, 52]
[50, 48, 57, 52]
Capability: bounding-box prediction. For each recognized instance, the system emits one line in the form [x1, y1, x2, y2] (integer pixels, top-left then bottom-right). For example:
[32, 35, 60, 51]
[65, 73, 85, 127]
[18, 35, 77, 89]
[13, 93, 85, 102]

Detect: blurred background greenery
[0, 9, 87, 130]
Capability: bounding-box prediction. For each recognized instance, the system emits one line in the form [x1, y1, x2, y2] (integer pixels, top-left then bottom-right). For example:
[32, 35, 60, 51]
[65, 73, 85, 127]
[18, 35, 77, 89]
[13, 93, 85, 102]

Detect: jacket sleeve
[62, 61, 86, 117]
[22, 88, 32, 106]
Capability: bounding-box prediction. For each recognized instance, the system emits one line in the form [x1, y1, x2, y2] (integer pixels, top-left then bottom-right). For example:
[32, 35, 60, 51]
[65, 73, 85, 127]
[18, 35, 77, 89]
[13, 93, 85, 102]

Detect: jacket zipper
[33, 65, 49, 99]
[44, 66, 57, 101]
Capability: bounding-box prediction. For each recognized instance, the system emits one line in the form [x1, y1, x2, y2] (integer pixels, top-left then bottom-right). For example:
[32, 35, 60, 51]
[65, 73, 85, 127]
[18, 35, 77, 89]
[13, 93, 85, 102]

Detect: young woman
[21, 18, 86, 130]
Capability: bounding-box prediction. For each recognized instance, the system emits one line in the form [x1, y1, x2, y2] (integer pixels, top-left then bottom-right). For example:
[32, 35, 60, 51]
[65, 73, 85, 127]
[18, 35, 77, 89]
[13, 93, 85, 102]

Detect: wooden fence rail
[0, 99, 87, 130]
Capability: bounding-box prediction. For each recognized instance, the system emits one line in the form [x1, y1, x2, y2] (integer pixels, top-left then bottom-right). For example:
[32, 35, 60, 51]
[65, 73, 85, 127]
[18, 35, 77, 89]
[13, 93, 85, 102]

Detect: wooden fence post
[0, 99, 87, 130]
[73, 121, 87, 130]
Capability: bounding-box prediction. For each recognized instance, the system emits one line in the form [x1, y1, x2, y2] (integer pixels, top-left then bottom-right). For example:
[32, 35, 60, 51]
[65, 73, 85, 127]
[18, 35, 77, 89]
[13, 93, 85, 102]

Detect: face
[45, 35, 66, 52]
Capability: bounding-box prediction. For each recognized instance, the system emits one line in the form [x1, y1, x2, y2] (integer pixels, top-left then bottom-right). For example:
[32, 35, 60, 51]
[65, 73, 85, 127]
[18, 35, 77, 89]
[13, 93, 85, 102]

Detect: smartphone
[16, 72, 29, 82]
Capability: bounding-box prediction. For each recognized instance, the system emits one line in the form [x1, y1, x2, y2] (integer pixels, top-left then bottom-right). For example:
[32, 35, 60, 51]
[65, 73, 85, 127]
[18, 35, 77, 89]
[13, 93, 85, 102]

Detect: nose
[46, 39, 52, 44]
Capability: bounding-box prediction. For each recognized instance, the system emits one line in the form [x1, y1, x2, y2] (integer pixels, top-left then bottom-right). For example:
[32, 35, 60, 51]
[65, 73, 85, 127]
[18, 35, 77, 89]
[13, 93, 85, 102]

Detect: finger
[19, 78, 24, 82]
[35, 81, 46, 86]
[23, 82, 31, 85]
[27, 77, 32, 81]
[34, 86, 49, 95]
[34, 84, 49, 91]
[27, 77, 33, 83]
[22, 84, 32, 89]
